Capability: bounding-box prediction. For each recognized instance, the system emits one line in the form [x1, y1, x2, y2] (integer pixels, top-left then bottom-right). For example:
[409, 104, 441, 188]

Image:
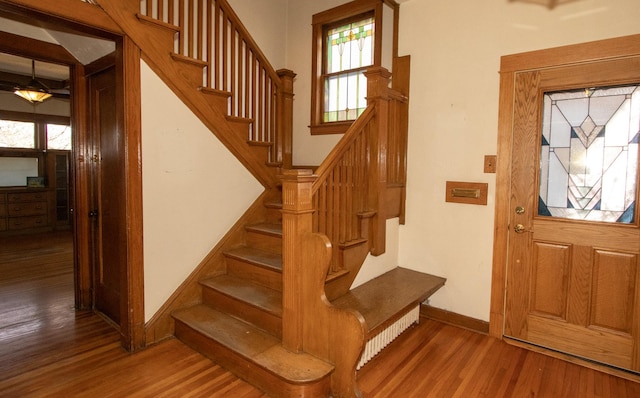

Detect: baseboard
[420, 304, 489, 335]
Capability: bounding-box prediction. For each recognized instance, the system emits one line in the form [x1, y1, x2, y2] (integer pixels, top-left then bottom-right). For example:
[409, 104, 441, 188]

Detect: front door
[88, 65, 126, 326]
[504, 56, 640, 371]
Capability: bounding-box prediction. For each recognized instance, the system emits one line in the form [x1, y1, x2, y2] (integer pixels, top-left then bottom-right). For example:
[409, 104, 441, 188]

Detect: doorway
[491, 34, 640, 375]
[0, 8, 144, 351]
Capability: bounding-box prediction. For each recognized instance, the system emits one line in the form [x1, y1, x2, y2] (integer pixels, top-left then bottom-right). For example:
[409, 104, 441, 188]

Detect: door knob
[515, 206, 525, 214]
[514, 223, 526, 233]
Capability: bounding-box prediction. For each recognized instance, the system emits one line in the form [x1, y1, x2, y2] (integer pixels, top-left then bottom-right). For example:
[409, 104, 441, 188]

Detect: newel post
[363, 66, 391, 256]
[280, 169, 316, 352]
[276, 69, 296, 169]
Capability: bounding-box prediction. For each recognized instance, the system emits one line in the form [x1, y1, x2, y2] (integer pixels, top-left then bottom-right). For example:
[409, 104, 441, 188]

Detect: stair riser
[202, 288, 282, 338]
[174, 61, 205, 88]
[264, 207, 283, 224]
[226, 258, 282, 292]
[246, 232, 282, 254]
[174, 320, 331, 398]
[204, 95, 230, 114]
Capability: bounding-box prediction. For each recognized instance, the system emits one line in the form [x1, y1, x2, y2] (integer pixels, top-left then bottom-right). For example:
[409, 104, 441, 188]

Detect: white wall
[227, 0, 288, 69]
[395, 0, 640, 321]
[141, 61, 263, 321]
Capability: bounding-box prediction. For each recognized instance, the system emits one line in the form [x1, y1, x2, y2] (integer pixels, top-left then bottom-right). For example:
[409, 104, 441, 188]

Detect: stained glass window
[539, 85, 640, 223]
[323, 16, 374, 123]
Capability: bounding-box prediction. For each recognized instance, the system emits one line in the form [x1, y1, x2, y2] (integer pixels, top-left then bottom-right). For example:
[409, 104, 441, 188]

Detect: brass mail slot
[445, 181, 488, 205]
[451, 188, 480, 199]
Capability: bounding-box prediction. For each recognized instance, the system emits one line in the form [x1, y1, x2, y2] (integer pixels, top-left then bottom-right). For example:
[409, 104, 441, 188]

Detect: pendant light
[14, 60, 53, 104]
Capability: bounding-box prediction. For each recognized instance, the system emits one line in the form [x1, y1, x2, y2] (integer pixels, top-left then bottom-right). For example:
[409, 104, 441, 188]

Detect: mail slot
[451, 188, 481, 199]
[445, 181, 488, 205]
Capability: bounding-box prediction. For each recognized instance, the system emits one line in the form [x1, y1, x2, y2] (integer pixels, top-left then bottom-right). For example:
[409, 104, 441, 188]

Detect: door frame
[490, 34, 640, 336]
[0, 2, 145, 351]
[75, 39, 144, 352]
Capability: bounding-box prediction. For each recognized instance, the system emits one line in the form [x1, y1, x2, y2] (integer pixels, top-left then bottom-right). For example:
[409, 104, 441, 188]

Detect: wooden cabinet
[0, 189, 52, 233]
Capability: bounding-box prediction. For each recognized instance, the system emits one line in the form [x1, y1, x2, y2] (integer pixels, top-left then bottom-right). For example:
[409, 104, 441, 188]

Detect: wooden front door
[503, 55, 640, 372]
[88, 65, 126, 326]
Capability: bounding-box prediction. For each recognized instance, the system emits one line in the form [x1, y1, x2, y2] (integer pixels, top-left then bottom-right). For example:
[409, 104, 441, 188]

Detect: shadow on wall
[508, 0, 584, 9]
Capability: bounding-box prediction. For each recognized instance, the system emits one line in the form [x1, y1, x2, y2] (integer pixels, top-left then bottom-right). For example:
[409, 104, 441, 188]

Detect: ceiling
[0, 13, 116, 97]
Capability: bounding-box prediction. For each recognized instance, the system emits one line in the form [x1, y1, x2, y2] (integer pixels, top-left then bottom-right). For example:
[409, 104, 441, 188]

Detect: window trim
[310, 0, 385, 135]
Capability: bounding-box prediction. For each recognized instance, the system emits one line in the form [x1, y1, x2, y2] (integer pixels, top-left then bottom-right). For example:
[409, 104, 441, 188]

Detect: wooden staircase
[92, 0, 446, 396]
[172, 186, 445, 397]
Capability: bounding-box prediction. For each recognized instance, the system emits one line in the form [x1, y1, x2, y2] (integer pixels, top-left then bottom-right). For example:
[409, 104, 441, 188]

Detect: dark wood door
[89, 66, 126, 325]
[504, 57, 640, 371]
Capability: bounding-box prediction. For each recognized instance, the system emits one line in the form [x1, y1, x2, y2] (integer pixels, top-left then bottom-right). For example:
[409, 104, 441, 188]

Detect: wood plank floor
[1, 231, 639, 397]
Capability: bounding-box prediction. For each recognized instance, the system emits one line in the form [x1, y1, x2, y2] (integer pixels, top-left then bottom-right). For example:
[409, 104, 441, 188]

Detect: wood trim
[490, 34, 640, 340]
[420, 304, 490, 335]
[0, 31, 77, 65]
[500, 34, 640, 73]
[71, 63, 92, 311]
[120, 36, 145, 351]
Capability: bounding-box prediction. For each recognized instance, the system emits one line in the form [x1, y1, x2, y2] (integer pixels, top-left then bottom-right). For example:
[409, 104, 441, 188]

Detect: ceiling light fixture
[14, 60, 53, 104]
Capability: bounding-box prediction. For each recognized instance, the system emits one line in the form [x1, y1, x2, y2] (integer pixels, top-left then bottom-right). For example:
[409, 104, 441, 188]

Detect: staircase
[92, 0, 446, 397]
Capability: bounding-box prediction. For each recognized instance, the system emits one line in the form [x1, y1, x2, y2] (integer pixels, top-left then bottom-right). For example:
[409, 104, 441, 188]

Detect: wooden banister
[310, 64, 409, 280]
[138, 0, 291, 167]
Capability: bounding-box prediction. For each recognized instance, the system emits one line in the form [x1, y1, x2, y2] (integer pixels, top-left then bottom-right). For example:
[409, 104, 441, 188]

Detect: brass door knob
[514, 223, 526, 233]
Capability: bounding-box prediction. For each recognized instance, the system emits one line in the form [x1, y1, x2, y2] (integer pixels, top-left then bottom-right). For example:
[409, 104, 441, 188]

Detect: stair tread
[173, 304, 333, 382]
[224, 247, 282, 271]
[201, 274, 282, 316]
[331, 267, 445, 333]
[246, 222, 282, 237]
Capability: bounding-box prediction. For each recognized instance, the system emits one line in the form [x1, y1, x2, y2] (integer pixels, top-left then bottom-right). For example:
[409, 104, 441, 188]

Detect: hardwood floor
[1, 231, 639, 397]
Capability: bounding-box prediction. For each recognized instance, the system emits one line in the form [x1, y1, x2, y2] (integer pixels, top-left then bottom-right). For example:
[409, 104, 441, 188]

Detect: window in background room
[0, 120, 36, 149]
[47, 123, 72, 150]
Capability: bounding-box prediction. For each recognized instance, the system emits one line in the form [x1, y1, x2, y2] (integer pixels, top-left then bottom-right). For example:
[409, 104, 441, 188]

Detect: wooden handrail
[310, 65, 409, 277]
[139, 0, 289, 166]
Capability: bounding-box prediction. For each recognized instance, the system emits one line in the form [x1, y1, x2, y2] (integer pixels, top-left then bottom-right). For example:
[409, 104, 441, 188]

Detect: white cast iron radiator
[357, 305, 420, 370]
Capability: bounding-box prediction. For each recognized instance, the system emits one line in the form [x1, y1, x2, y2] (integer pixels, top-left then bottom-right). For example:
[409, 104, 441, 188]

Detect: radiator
[357, 305, 420, 370]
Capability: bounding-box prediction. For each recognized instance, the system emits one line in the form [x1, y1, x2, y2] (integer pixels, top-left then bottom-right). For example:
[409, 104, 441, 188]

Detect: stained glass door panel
[539, 85, 639, 223]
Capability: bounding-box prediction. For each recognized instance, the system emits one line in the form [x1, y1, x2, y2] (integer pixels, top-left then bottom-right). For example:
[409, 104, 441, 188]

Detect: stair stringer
[144, 188, 276, 344]
[96, 0, 279, 189]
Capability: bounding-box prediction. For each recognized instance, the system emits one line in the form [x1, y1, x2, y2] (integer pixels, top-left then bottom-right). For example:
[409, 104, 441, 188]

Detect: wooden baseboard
[420, 304, 489, 335]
